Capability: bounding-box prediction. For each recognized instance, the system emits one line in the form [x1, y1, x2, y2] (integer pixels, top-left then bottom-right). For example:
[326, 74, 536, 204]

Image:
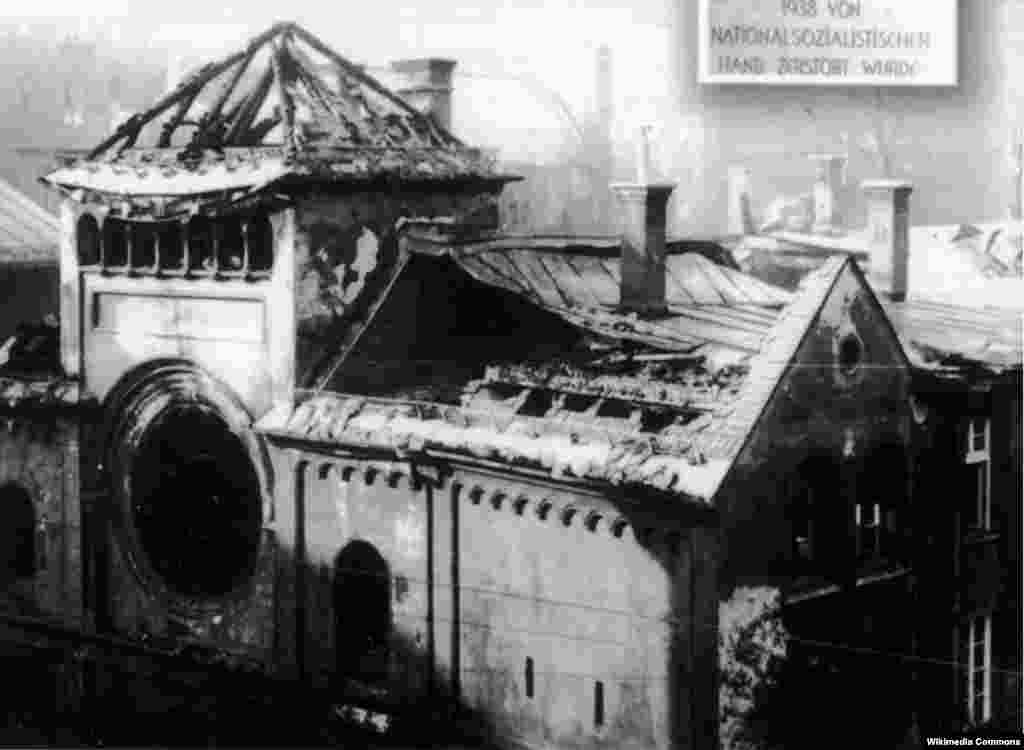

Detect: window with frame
[855, 501, 882, 561]
[962, 615, 992, 725]
[965, 417, 991, 532]
[854, 445, 906, 565]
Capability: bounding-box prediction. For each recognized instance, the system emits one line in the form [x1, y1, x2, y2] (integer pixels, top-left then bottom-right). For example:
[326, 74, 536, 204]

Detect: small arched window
[158, 221, 186, 272]
[246, 215, 274, 273]
[187, 216, 215, 274]
[102, 219, 129, 269]
[0, 484, 36, 582]
[129, 223, 158, 272]
[76, 214, 101, 266]
[217, 216, 245, 272]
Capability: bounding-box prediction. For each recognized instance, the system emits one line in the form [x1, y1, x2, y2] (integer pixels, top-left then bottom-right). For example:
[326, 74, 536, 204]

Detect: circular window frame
[104, 362, 270, 617]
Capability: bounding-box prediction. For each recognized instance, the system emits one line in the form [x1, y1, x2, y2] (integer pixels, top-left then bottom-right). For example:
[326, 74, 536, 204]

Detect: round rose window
[128, 404, 263, 599]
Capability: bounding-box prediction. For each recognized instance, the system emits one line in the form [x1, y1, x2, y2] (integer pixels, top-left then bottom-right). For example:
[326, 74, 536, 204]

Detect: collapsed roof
[259, 237, 849, 505]
[42, 22, 513, 217]
[0, 177, 60, 264]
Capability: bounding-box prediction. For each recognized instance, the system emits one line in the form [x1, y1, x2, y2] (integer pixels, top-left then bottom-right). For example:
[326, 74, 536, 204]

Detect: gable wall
[716, 264, 913, 589]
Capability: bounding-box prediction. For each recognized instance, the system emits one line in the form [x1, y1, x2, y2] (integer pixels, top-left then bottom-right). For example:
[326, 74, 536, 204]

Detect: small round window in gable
[835, 330, 865, 384]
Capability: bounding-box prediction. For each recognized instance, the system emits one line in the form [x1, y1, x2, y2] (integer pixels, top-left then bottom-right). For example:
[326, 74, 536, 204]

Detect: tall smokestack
[390, 58, 457, 133]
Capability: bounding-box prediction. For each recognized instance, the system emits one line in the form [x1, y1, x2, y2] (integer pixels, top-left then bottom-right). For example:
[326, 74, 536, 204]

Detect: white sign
[698, 0, 958, 86]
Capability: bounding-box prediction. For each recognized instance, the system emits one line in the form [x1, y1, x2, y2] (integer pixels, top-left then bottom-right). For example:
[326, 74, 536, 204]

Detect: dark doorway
[333, 540, 391, 685]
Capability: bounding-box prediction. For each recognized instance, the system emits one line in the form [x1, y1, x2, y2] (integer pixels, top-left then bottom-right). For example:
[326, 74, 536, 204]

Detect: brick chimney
[390, 58, 456, 133]
[611, 128, 675, 316]
[862, 179, 913, 302]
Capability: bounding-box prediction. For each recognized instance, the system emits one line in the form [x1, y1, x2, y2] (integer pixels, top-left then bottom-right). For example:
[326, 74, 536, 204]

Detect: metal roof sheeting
[455, 244, 792, 310]
[442, 239, 792, 354]
[883, 299, 1023, 372]
[0, 178, 60, 263]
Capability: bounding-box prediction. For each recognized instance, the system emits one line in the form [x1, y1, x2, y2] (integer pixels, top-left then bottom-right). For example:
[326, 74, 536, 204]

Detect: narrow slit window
[102, 219, 128, 269]
[187, 217, 215, 274]
[130, 223, 158, 271]
[246, 214, 274, 272]
[594, 681, 605, 728]
[158, 222, 185, 272]
[76, 214, 101, 266]
[217, 217, 245, 272]
[525, 657, 534, 699]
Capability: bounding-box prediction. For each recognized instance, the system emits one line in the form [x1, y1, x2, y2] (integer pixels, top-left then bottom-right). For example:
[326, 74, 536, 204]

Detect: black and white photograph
[0, 1, 1021, 748]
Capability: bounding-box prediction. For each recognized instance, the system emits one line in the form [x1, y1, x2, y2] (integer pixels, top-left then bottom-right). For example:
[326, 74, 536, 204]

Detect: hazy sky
[3, 2, 677, 161]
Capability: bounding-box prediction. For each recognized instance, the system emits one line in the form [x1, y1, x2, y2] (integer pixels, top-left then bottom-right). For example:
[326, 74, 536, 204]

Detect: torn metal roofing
[405, 233, 792, 355]
[43, 22, 511, 206]
[0, 178, 60, 263]
[260, 250, 844, 502]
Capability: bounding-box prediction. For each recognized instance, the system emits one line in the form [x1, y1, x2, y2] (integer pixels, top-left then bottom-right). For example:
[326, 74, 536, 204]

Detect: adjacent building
[734, 180, 1024, 735]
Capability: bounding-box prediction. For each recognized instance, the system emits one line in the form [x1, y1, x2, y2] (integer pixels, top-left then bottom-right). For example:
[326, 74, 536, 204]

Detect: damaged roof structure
[42, 22, 511, 219]
[259, 234, 846, 504]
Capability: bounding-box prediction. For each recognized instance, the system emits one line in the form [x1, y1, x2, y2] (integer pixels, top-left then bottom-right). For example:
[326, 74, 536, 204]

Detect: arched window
[333, 540, 391, 684]
[129, 223, 158, 272]
[246, 215, 274, 273]
[186, 216, 215, 274]
[217, 216, 245, 272]
[102, 219, 129, 269]
[0, 483, 36, 582]
[76, 214, 101, 267]
[158, 221, 185, 273]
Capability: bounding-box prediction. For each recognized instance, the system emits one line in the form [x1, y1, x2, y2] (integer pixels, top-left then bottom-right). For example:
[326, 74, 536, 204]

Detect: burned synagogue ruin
[0, 9, 1019, 750]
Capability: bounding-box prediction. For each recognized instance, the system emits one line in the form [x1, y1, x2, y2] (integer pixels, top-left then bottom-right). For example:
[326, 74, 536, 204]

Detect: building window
[0, 483, 37, 582]
[965, 418, 991, 531]
[837, 332, 863, 375]
[855, 502, 882, 561]
[525, 657, 535, 699]
[80, 214, 274, 278]
[129, 405, 264, 599]
[76, 214, 101, 266]
[962, 615, 992, 725]
[593, 681, 605, 728]
[129, 222, 158, 271]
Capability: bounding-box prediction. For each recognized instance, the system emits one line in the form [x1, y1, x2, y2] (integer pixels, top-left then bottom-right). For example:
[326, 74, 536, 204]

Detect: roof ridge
[694, 254, 850, 491]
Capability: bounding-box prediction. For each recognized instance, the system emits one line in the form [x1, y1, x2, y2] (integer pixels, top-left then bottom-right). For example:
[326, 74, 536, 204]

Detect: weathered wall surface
[261, 446, 717, 750]
[0, 416, 82, 626]
[66, 202, 296, 418]
[293, 189, 501, 388]
[717, 263, 912, 587]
